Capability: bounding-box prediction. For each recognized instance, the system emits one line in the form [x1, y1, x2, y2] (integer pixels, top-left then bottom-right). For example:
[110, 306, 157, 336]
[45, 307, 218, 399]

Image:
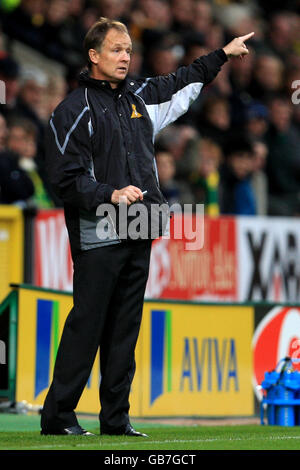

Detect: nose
[120, 50, 130, 62]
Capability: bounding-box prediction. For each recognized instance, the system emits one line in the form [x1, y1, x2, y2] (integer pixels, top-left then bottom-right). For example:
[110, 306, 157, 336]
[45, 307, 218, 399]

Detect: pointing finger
[240, 32, 255, 42]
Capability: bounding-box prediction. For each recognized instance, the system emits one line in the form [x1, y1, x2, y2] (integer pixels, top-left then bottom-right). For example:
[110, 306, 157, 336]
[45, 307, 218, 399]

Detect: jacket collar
[78, 69, 131, 94]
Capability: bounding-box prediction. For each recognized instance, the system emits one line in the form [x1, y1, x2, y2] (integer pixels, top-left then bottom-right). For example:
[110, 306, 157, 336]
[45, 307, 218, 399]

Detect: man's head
[267, 95, 293, 133]
[83, 17, 132, 87]
[224, 136, 254, 180]
[19, 66, 48, 111]
[0, 55, 20, 106]
[197, 138, 222, 177]
[7, 118, 37, 159]
[156, 151, 176, 185]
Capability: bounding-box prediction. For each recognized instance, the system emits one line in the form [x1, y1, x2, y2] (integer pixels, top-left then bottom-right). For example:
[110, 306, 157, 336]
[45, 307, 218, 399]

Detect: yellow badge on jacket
[131, 104, 142, 118]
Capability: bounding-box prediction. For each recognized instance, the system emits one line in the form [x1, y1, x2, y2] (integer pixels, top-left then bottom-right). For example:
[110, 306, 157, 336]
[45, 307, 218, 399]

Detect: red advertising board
[34, 210, 238, 300]
[146, 215, 238, 300]
[34, 209, 73, 291]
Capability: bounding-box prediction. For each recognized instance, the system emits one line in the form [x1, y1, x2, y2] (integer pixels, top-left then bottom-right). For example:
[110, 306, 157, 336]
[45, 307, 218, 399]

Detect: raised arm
[135, 49, 228, 136]
[135, 32, 255, 137]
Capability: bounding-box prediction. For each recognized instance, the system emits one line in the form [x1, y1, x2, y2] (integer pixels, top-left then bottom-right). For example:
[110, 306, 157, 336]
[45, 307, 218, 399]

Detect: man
[40, 17, 254, 436]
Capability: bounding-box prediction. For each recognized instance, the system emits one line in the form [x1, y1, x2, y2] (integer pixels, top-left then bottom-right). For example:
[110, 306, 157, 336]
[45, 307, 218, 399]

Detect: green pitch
[1, 414, 300, 450]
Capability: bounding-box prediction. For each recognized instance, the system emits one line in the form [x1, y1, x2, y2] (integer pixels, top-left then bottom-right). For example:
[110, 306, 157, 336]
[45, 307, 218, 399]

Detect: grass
[1, 414, 300, 451]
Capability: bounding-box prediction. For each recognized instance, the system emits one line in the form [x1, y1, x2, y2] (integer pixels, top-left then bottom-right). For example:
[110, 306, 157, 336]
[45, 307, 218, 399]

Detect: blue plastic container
[261, 371, 279, 425]
[295, 391, 300, 425]
[275, 383, 295, 426]
[261, 358, 300, 426]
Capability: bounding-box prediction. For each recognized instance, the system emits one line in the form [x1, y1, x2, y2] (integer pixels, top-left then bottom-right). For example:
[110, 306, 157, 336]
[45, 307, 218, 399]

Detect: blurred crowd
[0, 0, 299, 216]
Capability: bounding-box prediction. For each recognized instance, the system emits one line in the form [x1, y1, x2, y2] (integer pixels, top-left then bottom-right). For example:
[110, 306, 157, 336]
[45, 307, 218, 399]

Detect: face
[229, 152, 253, 180]
[7, 126, 36, 159]
[207, 103, 230, 130]
[20, 80, 45, 108]
[151, 49, 178, 76]
[246, 117, 268, 138]
[198, 141, 221, 177]
[269, 99, 292, 132]
[156, 152, 175, 184]
[89, 29, 132, 87]
[255, 56, 283, 91]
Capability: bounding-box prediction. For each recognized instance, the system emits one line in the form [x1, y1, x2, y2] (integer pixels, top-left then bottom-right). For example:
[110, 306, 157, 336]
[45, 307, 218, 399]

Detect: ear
[88, 49, 99, 67]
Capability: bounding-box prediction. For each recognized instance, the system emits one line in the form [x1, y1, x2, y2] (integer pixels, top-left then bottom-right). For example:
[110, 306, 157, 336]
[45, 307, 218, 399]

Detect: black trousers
[41, 239, 152, 432]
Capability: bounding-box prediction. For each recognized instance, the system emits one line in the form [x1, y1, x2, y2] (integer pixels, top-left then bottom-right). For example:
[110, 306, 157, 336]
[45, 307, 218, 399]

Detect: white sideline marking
[12, 435, 300, 450]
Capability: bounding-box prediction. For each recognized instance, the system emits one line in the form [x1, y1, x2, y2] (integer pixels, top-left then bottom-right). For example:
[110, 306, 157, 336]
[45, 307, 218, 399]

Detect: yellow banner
[15, 286, 254, 416]
[0, 206, 23, 302]
[15, 287, 101, 414]
[133, 303, 254, 416]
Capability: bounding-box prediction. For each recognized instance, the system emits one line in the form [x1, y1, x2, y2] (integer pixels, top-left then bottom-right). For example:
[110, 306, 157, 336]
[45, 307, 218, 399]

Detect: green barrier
[0, 290, 18, 402]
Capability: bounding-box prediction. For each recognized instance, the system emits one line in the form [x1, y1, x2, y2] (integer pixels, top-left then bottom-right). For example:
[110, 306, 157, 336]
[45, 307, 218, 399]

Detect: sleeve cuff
[104, 185, 115, 203]
[216, 48, 228, 63]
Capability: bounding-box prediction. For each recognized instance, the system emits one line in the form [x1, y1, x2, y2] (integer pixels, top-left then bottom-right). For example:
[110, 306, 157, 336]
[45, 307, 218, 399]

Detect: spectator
[181, 32, 208, 67]
[189, 137, 223, 216]
[155, 124, 199, 177]
[156, 149, 194, 208]
[145, 44, 179, 76]
[43, 0, 85, 68]
[6, 118, 54, 208]
[0, 149, 35, 205]
[1, 0, 47, 53]
[229, 45, 256, 92]
[214, 3, 257, 40]
[204, 62, 232, 99]
[99, 0, 131, 21]
[0, 54, 20, 118]
[244, 101, 269, 140]
[228, 45, 256, 125]
[176, 32, 208, 125]
[192, 0, 213, 37]
[258, 1, 298, 18]
[171, 0, 193, 35]
[205, 21, 226, 52]
[42, 74, 68, 119]
[264, 95, 300, 216]
[128, 41, 144, 78]
[0, 113, 34, 205]
[14, 66, 48, 143]
[129, 0, 173, 43]
[251, 139, 269, 216]
[219, 135, 256, 215]
[0, 0, 298, 222]
[248, 54, 285, 101]
[265, 11, 299, 60]
[197, 96, 231, 150]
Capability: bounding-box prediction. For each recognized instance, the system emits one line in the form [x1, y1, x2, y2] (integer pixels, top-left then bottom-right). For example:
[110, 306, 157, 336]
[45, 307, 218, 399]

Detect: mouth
[117, 67, 128, 73]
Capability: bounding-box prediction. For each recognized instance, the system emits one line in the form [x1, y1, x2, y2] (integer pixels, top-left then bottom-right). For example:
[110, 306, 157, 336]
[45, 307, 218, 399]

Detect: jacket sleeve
[45, 101, 115, 210]
[136, 49, 227, 136]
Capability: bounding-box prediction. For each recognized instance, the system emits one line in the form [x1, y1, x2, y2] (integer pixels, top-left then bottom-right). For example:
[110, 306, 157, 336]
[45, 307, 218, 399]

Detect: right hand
[111, 185, 144, 205]
[222, 32, 255, 59]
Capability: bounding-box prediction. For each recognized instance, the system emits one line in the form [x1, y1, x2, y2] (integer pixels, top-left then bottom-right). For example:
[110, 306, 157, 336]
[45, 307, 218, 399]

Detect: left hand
[223, 32, 255, 59]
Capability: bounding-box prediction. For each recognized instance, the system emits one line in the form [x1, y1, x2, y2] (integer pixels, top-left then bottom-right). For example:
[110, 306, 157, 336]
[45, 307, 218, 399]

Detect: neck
[89, 70, 121, 89]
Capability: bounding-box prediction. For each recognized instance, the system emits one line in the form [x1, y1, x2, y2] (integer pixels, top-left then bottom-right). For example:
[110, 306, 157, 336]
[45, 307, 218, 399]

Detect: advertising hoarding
[15, 285, 254, 416]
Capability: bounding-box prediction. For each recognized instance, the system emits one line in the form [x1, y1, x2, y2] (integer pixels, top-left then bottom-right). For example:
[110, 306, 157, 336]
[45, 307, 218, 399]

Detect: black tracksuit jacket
[45, 49, 227, 256]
